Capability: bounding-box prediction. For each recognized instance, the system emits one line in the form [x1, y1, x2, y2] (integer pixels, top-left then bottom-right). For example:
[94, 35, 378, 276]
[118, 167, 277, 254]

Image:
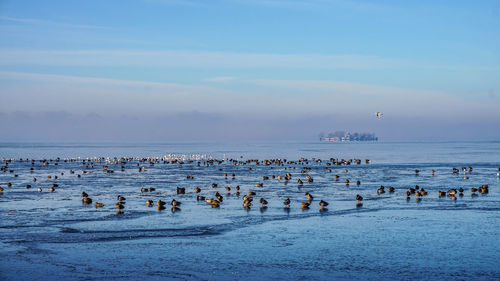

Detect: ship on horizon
[319, 131, 378, 142]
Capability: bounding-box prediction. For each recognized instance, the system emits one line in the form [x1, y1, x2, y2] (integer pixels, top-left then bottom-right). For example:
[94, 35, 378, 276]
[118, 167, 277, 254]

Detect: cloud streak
[202, 76, 237, 82]
[1, 71, 499, 121]
[0, 49, 428, 70]
[1, 49, 497, 72]
[249, 79, 500, 117]
[0, 71, 236, 115]
[0, 49, 403, 69]
[226, 0, 390, 12]
[0, 16, 110, 30]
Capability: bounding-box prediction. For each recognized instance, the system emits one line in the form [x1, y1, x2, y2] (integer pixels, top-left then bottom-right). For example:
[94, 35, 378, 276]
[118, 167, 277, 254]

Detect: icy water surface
[0, 141, 499, 280]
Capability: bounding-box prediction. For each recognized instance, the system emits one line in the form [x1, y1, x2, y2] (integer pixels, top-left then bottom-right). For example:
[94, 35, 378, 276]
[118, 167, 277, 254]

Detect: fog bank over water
[0, 111, 498, 142]
[1, 71, 499, 142]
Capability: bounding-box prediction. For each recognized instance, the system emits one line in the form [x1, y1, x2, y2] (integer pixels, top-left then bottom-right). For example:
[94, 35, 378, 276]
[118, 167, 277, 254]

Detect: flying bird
[375, 112, 383, 120]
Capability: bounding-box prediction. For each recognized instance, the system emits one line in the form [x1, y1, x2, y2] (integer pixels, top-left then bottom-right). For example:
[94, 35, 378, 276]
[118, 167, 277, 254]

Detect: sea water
[0, 141, 499, 280]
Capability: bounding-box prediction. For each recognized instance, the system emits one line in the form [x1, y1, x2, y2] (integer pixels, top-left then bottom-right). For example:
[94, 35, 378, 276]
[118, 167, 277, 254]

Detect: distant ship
[320, 131, 378, 142]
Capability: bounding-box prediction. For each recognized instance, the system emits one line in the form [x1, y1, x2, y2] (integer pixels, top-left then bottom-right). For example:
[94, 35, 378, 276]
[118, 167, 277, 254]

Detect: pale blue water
[1, 141, 499, 280]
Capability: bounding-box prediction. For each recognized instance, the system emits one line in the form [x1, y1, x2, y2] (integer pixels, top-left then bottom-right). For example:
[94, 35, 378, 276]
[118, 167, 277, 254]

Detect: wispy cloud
[144, 0, 205, 6]
[223, 0, 390, 12]
[0, 71, 210, 91]
[0, 71, 260, 115]
[142, 0, 389, 11]
[246, 78, 500, 118]
[0, 49, 416, 70]
[202, 76, 237, 82]
[227, 0, 316, 9]
[0, 16, 110, 30]
[1, 49, 496, 72]
[1, 71, 499, 121]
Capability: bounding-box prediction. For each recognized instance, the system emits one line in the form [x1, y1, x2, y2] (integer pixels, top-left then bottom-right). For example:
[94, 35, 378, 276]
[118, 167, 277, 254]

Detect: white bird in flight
[375, 112, 383, 120]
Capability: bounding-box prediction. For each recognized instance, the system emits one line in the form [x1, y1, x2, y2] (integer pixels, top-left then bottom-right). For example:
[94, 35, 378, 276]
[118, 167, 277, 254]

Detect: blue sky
[0, 0, 499, 141]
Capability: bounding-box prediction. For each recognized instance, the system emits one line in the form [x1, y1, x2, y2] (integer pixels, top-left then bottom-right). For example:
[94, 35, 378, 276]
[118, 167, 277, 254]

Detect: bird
[377, 186, 385, 194]
[283, 198, 291, 208]
[375, 112, 383, 119]
[215, 192, 223, 201]
[211, 200, 220, 208]
[243, 200, 252, 208]
[171, 199, 181, 207]
[319, 200, 329, 208]
[259, 198, 268, 207]
[305, 192, 313, 200]
[306, 175, 313, 182]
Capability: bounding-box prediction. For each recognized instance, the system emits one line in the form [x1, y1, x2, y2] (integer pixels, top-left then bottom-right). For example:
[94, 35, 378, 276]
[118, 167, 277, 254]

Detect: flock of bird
[0, 156, 498, 215]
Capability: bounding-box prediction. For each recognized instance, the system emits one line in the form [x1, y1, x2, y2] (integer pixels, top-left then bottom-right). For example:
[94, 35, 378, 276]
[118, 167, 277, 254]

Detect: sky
[0, 0, 499, 141]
